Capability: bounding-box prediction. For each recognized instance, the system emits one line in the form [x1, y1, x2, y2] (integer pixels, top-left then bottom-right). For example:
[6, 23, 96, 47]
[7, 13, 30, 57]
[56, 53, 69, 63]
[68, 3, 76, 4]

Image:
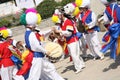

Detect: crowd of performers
[0, 0, 120, 80]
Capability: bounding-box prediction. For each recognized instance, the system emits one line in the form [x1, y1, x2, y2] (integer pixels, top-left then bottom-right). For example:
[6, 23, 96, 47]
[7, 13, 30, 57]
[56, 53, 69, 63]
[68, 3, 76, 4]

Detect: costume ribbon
[101, 23, 120, 59]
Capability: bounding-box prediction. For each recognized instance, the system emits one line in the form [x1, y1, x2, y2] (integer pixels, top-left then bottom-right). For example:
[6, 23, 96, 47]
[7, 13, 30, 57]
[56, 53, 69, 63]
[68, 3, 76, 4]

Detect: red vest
[0, 40, 14, 67]
[61, 18, 78, 44]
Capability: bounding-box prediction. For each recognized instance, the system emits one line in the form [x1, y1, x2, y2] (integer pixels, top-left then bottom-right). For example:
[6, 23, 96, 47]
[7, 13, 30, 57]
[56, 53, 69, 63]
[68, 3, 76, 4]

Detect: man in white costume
[54, 8, 85, 74]
[22, 8, 64, 80]
[78, 0, 104, 60]
[63, 2, 89, 59]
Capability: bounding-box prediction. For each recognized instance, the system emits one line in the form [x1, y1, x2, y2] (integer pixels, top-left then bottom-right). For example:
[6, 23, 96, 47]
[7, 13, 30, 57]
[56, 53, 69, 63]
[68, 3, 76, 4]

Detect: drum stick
[98, 16, 104, 23]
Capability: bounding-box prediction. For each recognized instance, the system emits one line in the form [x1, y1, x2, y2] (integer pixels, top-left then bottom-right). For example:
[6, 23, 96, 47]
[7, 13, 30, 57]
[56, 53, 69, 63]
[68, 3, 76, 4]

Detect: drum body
[76, 20, 85, 33]
[44, 41, 63, 63]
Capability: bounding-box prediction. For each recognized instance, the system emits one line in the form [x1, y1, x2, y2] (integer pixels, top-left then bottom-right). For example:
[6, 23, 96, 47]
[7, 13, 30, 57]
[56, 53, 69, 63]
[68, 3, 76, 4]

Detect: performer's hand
[46, 51, 50, 56]
[55, 29, 62, 34]
[110, 20, 114, 25]
[84, 25, 89, 30]
[51, 26, 56, 31]
[8, 45, 16, 52]
[54, 29, 59, 33]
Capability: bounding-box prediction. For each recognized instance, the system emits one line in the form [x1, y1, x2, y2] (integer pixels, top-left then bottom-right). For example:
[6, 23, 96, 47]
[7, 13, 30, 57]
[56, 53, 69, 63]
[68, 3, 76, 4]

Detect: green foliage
[0, 18, 11, 28]
[0, 0, 76, 28]
[37, 0, 75, 19]
[60, 0, 75, 7]
[0, 15, 20, 28]
[37, 0, 58, 19]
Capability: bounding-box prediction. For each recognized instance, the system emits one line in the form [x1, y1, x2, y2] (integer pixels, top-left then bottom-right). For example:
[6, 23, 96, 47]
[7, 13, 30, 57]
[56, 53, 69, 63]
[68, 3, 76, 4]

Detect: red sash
[35, 32, 44, 41]
[35, 32, 41, 41]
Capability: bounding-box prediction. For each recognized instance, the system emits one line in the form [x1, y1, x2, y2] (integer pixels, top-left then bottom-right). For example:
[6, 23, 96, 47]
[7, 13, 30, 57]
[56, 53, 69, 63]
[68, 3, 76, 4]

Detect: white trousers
[67, 41, 85, 71]
[27, 58, 64, 80]
[79, 33, 88, 56]
[12, 66, 25, 80]
[0, 65, 24, 80]
[85, 31, 103, 58]
[1, 65, 14, 80]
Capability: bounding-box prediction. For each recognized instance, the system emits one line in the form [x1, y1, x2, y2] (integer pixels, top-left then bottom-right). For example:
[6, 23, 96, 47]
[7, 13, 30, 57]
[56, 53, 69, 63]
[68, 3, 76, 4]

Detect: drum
[44, 41, 63, 63]
[48, 32, 63, 42]
[76, 20, 85, 33]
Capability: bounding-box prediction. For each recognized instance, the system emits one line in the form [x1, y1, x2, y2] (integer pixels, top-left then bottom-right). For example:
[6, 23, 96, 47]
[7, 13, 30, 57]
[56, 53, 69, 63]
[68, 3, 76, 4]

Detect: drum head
[45, 42, 63, 58]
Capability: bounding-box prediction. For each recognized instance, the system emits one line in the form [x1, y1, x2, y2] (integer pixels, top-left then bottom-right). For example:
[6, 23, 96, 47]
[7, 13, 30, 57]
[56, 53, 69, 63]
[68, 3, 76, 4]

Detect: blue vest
[25, 30, 44, 58]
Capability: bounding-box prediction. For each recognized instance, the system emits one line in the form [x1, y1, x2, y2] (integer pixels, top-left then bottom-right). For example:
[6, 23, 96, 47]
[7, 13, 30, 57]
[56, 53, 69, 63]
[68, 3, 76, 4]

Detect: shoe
[64, 78, 68, 80]
[93, 57, 97, 61]
[100, 55, 104, 60]
[82, 65, 85, 69]
[75, 69, 82, 74]
[60, 54, 65, 61]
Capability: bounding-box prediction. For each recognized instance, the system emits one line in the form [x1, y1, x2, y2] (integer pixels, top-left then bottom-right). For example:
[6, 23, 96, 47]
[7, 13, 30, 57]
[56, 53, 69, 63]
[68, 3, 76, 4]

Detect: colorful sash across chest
[105, 4, 118, 23]
[17, 49, 33, 76]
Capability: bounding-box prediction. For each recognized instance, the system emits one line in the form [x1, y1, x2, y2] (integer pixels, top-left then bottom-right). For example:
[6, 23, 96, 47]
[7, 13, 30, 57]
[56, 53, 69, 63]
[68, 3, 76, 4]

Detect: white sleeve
[61, 25, 73, 37]
[61, 30, 72, 37]
[12, 39, 17, 47]
[29, 32, 47, 53]
[39, 29, 52, 37]
[86, 12, 97, 29]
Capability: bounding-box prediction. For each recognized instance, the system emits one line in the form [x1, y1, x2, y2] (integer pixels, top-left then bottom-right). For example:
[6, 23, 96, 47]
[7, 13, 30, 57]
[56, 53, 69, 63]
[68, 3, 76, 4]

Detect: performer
[54, 8, 85, 74]
[78, 0, 104, 60]
[0, 27, 6, 80]
[0, 28, 24, 80]
[99, 0, 119, 30]
[99, 0, 119, 43]
[63, 2, 88, 59]
[20, 8, 64, 80]
[100, 0, 120, 60]
[51, 9, 69, 60]
[13, 41, 34, 80]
